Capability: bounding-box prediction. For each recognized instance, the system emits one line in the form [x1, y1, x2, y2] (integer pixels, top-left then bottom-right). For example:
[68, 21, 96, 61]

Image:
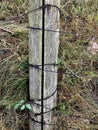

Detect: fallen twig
[0, 26, 14, 34]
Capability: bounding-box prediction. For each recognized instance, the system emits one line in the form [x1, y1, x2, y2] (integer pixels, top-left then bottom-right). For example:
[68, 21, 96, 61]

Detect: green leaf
[21, 105, 25, 111]
[25, 103, 32, 110]
[14, 100, 25, 110]
[18, 99, 25, 105]
[14, 104, 20, 110]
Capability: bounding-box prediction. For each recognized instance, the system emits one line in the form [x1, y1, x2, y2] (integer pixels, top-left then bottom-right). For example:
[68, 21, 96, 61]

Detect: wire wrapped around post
[41, 0, 45, 129]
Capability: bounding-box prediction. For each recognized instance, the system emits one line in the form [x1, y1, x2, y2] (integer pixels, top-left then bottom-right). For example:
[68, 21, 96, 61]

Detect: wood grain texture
[29, 0, 60, 129]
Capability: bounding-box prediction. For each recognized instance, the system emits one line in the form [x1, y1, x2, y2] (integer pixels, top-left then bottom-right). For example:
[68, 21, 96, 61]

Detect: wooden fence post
[29, 0, 60, 130]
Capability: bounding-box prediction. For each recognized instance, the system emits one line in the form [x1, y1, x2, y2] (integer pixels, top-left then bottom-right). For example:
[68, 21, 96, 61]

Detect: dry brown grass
[0, 0, 98, 130]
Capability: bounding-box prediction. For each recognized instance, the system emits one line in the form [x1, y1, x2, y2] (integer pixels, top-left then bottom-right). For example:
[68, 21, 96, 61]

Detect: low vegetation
[0, 0, 98, 129]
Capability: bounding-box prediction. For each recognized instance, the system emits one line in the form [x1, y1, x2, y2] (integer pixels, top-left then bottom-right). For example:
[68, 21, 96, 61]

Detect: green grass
[0, 32, 29, 109]
[0, 0, 98, 129]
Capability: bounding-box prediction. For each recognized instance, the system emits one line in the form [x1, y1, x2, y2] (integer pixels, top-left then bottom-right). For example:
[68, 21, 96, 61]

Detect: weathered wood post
[29, 0, 60, 130]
